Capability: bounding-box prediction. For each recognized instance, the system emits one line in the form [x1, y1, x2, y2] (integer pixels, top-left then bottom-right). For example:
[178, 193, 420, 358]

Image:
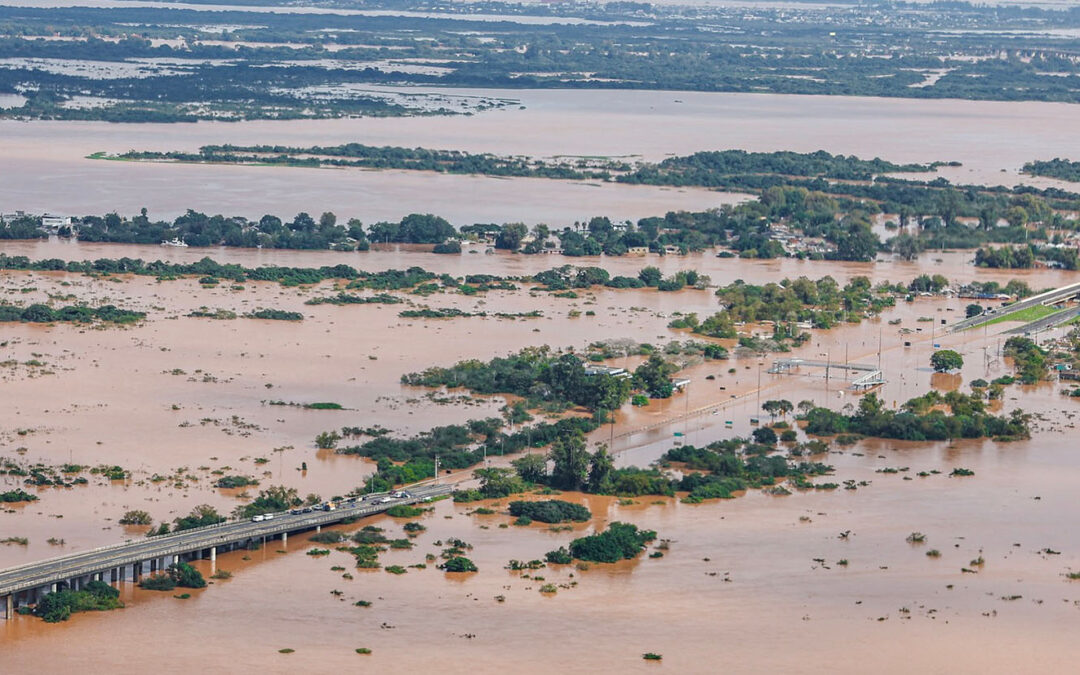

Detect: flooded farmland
[3, 88, 1080, 222]
[1, 236, 1079, 671]
[2, 76, 1080, 672]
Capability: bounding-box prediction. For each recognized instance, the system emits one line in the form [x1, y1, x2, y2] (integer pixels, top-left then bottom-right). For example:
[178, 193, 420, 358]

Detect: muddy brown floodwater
[3, 84, 1080, 672]
[3, 88, 1080, 221]
[1, 237, 1079, 672]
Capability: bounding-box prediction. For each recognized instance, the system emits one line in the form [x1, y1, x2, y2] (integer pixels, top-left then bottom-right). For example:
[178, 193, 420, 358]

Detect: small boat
[161, 237, 188, 247]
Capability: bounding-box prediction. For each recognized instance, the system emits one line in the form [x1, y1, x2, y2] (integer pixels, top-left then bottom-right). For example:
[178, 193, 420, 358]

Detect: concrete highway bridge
[950, 281, 1080, 333]
[0, 483, 452, 620]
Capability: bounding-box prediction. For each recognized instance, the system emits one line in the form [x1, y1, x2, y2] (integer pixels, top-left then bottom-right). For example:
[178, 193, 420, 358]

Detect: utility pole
[609, 409, 615, 452]
[756, 359, 762, 420]
[825, 351, 831, 395]
[434, 455, 439, 486]
[684, 383, 690, 441]
[877, 327, 882, 372]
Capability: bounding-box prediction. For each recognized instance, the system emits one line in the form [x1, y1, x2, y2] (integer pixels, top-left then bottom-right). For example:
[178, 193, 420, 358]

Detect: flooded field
[2, 64, 1080, 670]
[1, 239, 1079, 671]
[3, 89, 1080, 223]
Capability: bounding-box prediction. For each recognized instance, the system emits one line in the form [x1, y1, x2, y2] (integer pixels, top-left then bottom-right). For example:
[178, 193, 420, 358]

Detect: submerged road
[0, 483, 452, 603]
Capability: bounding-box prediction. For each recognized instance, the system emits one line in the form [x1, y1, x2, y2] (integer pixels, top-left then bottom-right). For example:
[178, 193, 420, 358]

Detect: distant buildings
[583, 364, 630, 378]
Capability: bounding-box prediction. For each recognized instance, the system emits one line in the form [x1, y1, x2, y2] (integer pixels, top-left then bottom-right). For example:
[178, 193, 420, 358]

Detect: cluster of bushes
[304, 292, 402, 306]
[660, 441, 832, 502]
[454, 467, 529, 502]
[398, 308, 541, 319]
[118, 509, 152, 525]
[1023, 158, 1080, 183]
[34, 580, 122, 623]
[439, 556, 478, 573]
[343, 416, 600, 491]
[1004, 336, 1050, 383]
[138, 563, 206, 591]
[233, 486, 308, 519]
[532, 265, 708, 292]
[149, 504, 227, 535]
[546, 522, 657, 564]
[958, 280, 1034, 300]
[214, 475, 259, 489]
[802, 391, 1030, 441]
[0, 303, 144, 324]
[973, 243, 1078, 270]
[0, 253, 442, 291]
[674, 275, 899, 340]
[507, 500, 591, 524]
[244, 309, 303, 321]
[0, 488, 37, 503]
[510, 432, 673, 497]
[402, 347, 634, 412]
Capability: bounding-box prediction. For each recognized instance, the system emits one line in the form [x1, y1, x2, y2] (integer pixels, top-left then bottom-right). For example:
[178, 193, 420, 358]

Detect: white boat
[161, 237, 188, 247]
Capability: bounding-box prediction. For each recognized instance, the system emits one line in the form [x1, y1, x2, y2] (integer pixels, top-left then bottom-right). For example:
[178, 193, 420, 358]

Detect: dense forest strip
[100, 146, 936, 184]
[7, 147, 1080, 263]
[1023, 159, 1080, 183]
[95, 145, 1080, 215]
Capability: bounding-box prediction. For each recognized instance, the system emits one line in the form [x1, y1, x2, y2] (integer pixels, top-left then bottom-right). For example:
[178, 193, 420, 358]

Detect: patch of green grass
[982, 304, 1060, 327]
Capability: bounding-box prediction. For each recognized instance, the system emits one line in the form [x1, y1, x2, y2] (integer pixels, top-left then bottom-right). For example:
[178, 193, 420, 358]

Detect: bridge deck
[769, 358, 879, 373]
[0, 484, 451, 599]
[950, 281, 1080, 333]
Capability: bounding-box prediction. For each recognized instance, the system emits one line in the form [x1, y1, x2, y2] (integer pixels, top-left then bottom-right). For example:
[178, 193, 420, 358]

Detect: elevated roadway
[1, 483, 451, 618]
[949, 281, 1080, 333]
[1003, 305, 1080, 335]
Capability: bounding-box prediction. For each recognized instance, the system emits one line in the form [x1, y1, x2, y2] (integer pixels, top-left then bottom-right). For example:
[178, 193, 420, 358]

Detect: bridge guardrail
[0, 487, 451, 597]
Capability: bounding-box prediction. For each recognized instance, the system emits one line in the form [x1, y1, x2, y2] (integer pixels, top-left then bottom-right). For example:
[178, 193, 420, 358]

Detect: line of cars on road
[250, 491, 418, 522]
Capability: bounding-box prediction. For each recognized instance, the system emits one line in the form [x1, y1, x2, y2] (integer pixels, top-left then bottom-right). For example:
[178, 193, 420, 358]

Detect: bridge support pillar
[4, 594, 11, 621]
[316, 525, 321, 533]
[281, 531, 287, 546]
[172, 555, 179, 566]
[210, 546, 216, 562]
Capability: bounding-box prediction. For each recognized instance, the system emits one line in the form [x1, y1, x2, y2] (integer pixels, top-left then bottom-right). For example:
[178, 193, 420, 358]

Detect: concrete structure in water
[0, 484, 450, 619]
